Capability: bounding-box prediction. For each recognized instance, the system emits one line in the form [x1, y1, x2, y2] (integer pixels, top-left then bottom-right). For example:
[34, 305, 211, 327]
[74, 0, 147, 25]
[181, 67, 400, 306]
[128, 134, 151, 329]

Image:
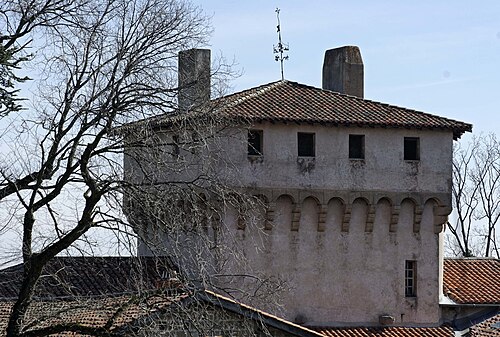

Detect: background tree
[0, 1, 277, 336]
[0, 0, 84, 116]
[447, 134, 500, 258]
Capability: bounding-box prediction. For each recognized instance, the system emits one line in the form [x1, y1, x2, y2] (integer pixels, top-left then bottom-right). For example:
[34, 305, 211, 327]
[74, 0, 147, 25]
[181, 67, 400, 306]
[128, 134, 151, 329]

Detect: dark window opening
[172, 134, 180, 157]
[349, 134, 365, 159]
[248, 130, 263, 156]
[404, 137, 420, 160]
[298, 132, 315, 157]
[405, 260, 417, 297]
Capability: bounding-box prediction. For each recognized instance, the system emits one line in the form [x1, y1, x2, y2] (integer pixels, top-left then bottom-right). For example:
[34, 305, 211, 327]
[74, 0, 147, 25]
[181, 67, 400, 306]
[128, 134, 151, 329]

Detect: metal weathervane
[273, 8, 289, 81]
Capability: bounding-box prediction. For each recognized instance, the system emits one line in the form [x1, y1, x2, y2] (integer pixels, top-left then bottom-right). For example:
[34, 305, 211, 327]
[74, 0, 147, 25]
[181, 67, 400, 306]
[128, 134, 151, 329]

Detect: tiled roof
[0, 256, 174, 299]
[0, 258, 321, 337]
[0, 291, 323, 337]
[470, 313, 500, 337]
[443, 258, 500, 304]
[314, 325, 453, 337]
[203, 290, 324, 337]
[0, 294, 186, 336]
[214, 80, 472, 139]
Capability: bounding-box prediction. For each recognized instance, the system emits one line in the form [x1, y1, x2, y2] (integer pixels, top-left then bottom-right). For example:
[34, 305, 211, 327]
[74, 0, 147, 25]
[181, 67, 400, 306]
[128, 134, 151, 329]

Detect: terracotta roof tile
[470, 313, 500, 336]
[203, 290, 324, 337]
[0, 258, 322, 337]
[215, 80, 472, 139]
[443, 258, 500, 304]
[314, 325, 454, 337]
[0, 256, 173, 299]
[0, 294, 185, 337]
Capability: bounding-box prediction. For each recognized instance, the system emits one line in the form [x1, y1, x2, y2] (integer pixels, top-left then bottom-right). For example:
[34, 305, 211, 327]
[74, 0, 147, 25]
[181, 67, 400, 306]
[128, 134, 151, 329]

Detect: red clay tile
[470, 313, 500, 336]
[214, 81, 471, 139]
[443, 258, 500, 304]
[314, 325, 454, 337]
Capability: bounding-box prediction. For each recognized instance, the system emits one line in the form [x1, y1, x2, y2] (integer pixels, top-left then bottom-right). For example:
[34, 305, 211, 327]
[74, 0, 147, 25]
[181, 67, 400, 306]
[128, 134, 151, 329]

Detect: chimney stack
[178, 49, 211, 112]
[322, 46, 363, 98]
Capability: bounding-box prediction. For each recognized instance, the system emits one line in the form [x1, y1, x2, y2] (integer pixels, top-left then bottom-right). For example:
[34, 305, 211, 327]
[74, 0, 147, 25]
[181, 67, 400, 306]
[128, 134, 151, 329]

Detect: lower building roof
[469, 313, 500, 336]
[314, 325, 454, 337]
[1, 256, 498, 336]
[443, 258, 500, 305]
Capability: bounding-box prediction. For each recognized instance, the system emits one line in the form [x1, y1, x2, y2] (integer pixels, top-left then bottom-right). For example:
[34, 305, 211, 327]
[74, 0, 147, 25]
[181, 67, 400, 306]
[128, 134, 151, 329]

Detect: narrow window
[405, 260, 417, 297]
[404, 137, 420, 160]
[297, 132, 315, 157]
[248, 130, 263, 156]
[172, 134, 180, 157]
[349, 134, 365, 159]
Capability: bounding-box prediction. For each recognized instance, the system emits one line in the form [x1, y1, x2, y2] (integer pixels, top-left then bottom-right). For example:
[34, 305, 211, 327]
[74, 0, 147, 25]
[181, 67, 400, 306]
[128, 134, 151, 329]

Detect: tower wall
[221, 189, 448, 325]
[124, 122, 454, 326]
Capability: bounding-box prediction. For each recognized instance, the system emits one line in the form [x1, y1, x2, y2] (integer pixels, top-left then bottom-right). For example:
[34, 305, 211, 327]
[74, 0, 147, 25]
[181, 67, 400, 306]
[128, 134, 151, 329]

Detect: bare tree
[447, 134, 500, 258]
[0, 1, 281, 336]
[0, 0, 87, 116]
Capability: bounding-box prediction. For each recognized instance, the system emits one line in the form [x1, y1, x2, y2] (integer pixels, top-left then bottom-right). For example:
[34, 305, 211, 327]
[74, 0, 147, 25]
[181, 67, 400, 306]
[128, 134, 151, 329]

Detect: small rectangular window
[404, 137, 420, 160]
[405, 260, 417, 297]
[248, 130, 263, 156]
[172, 134, 180, 157]
[298, 132, 315, 157]
[349, 134, 365, 159]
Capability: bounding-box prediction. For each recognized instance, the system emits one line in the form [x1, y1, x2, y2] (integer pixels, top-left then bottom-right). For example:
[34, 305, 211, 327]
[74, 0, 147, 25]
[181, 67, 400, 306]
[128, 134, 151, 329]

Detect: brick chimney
[322, 46, 363, 98]
[178, 49, 211, 112]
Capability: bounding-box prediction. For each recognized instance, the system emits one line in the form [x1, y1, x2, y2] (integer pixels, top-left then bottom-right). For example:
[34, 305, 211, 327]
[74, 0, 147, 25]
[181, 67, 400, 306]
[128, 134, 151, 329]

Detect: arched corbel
[433, 205, 452, 233]
[390, 205, 400, 233]
[318, 204, 328, 232]
[413, 205, 423, 233]
[365, 204, 376, 232]
[342, 204, 352, 232]
[265, 201, 276, 230]
[291, 203, 301, 231]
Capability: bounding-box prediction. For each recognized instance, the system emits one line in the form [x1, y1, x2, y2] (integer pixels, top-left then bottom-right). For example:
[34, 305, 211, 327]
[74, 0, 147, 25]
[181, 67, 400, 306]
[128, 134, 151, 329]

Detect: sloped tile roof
[0, 291, 323, 337]
[0, 294, 187, 336]
[314, 325, 453, 337]
[0, 258, 323, 337]
[0, 256, 174, 299]
[214, 80, 472, 139]
[470, 313, 500, 336]
[443, 258, 500, 304]
[203, 290, 324, 337]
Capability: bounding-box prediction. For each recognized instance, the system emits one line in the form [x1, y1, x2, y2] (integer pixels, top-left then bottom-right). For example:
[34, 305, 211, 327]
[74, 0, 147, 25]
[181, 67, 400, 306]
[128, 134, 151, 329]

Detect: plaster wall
[123, 122, 454, 326]
[222, 122, 453, 198]
[221, 193, 444, 325]
[124, 123, 454, 200]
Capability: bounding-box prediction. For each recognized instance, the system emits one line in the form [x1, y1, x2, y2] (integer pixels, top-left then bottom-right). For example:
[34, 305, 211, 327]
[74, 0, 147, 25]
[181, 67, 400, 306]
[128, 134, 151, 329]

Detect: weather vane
[273, 8, 289, 81]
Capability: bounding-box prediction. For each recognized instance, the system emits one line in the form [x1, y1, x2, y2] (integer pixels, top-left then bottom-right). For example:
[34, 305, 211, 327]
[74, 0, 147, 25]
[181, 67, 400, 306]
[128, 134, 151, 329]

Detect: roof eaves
[250, 117, 470, 134]
[199, 290, 324, 337]
[452, 307, 500, 331]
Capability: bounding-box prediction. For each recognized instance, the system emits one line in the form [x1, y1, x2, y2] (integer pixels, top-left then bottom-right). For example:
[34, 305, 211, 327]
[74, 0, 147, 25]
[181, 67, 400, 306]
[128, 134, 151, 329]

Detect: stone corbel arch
[326, 197, 347, 232]
[365, 200, 377, 233]
[350, 197, 370, 233]
[253, 194, 272, 230]
[375, 197, 393, 232]
[425, 197, 452, 233]
[342, 202, 351, 232]
[275, 194, 298, 232]
[398, 197, 419, 233]
[300, 195, 322, 232]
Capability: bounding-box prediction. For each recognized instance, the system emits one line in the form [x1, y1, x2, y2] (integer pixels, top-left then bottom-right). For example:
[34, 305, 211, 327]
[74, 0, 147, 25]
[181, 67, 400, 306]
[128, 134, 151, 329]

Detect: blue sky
[195, 1, 500, 139]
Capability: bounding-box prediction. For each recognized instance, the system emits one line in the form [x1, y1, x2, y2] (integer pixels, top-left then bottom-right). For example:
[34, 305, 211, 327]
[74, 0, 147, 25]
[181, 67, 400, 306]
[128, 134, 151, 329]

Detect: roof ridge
[217, 80, 285, 110]
[124, 78, 472, 139]
[218, 80, 471, 136]
[284, 80, 471, 126]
